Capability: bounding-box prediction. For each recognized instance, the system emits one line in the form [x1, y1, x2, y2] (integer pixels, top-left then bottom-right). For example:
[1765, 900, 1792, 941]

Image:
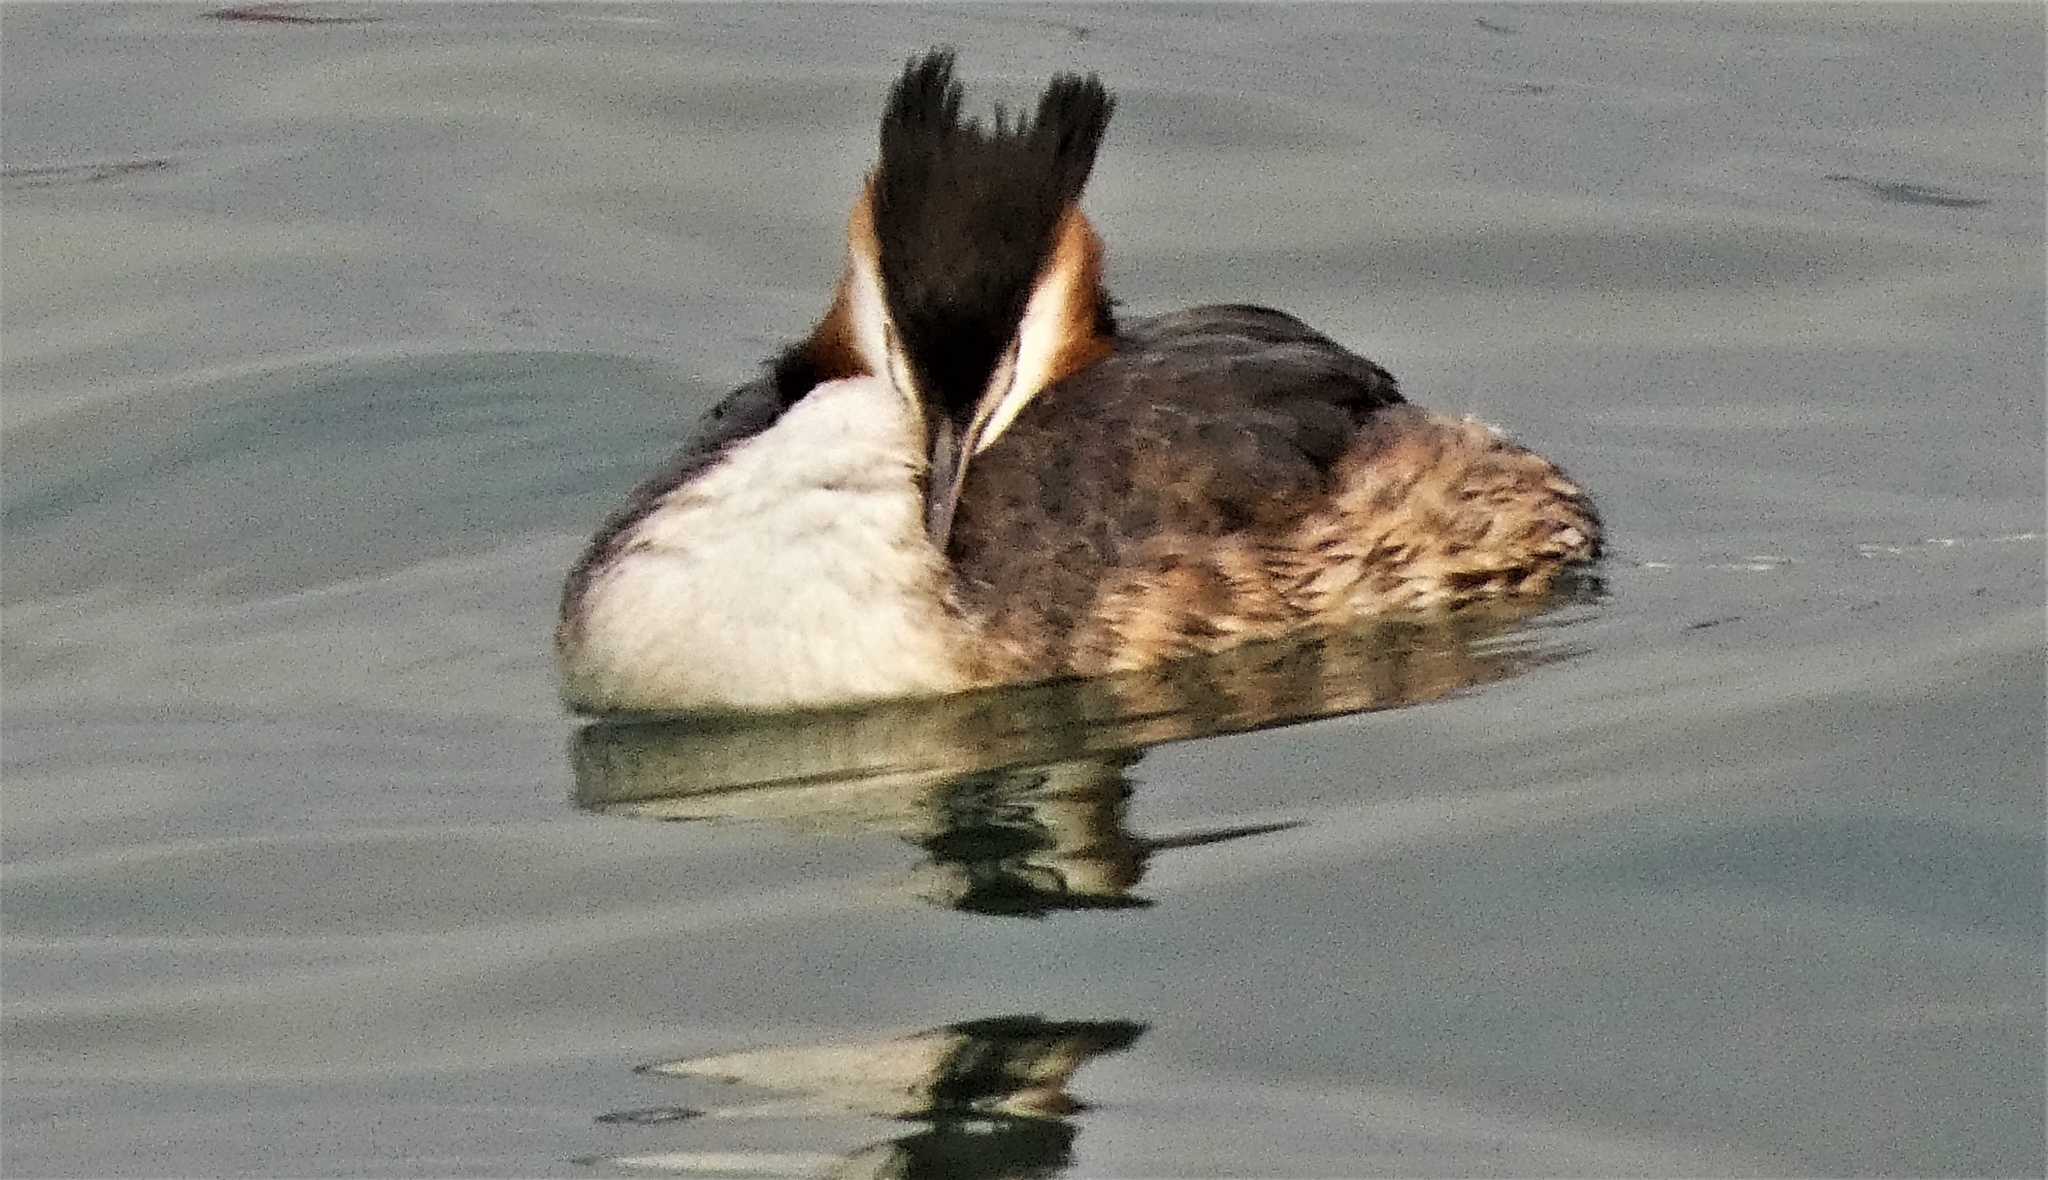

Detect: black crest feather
[873, 49, 1115, 420]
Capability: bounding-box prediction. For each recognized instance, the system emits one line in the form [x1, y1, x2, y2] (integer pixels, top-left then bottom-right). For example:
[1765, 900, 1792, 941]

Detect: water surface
[4, 4, 2043, 1176]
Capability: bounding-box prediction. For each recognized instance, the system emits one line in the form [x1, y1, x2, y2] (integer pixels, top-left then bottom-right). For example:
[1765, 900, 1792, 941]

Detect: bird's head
[798, 50, 1116, 549]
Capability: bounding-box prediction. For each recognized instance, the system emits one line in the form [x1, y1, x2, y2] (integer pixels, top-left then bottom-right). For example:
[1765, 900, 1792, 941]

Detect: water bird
[558, 50, 1600, 714]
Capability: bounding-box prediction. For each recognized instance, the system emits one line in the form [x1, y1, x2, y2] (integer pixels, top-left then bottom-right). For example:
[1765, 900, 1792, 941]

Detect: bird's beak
[924, 414, 967, 548]
[922, 340, 1021, 551]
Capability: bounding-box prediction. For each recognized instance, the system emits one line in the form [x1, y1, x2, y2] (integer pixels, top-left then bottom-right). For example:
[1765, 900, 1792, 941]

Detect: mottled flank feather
[1068, 408, 1599, 676]
[1294, 407, 1600, 611]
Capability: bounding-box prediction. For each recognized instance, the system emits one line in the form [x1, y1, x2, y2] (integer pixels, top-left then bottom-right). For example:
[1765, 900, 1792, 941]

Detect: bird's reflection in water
[570, 610, 1580, 1172]
[588, 1015, 1144, 1179]
[906, 757, 1298, 915]
[572, 609, 1572, 914]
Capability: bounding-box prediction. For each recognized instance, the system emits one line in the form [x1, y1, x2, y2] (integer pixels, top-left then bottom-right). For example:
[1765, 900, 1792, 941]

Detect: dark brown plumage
[947, 305, 1600, 681]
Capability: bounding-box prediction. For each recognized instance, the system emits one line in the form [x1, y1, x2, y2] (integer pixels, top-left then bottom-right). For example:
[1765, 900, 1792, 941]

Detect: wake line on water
[1631, 531, 2042, 574]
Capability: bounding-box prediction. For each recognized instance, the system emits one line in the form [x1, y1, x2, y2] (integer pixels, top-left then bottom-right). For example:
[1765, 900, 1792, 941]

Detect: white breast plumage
[558, 376, 970, 713]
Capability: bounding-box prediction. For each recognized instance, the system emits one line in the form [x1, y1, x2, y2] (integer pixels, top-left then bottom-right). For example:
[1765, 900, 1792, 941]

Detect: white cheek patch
[849, 243, 931, 447]
[845, 247, 893, 381]
[975, 267, 1073, 454]
[968, 343, 1021, 456]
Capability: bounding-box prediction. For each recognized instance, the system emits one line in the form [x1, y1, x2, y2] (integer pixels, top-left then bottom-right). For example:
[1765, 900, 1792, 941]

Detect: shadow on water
[567, 604, 1586, 1171]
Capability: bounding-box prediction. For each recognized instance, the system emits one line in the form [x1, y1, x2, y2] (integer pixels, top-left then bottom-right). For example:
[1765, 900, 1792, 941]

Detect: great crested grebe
[558, 51, 1601, 714]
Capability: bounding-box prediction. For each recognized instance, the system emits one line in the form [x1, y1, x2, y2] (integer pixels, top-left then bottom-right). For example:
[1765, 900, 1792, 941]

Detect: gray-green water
[3, 4, 2043, 1176]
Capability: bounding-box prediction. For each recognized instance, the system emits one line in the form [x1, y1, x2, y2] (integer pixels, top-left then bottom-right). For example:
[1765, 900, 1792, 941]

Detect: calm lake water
[4, 4, 2043, 1177]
